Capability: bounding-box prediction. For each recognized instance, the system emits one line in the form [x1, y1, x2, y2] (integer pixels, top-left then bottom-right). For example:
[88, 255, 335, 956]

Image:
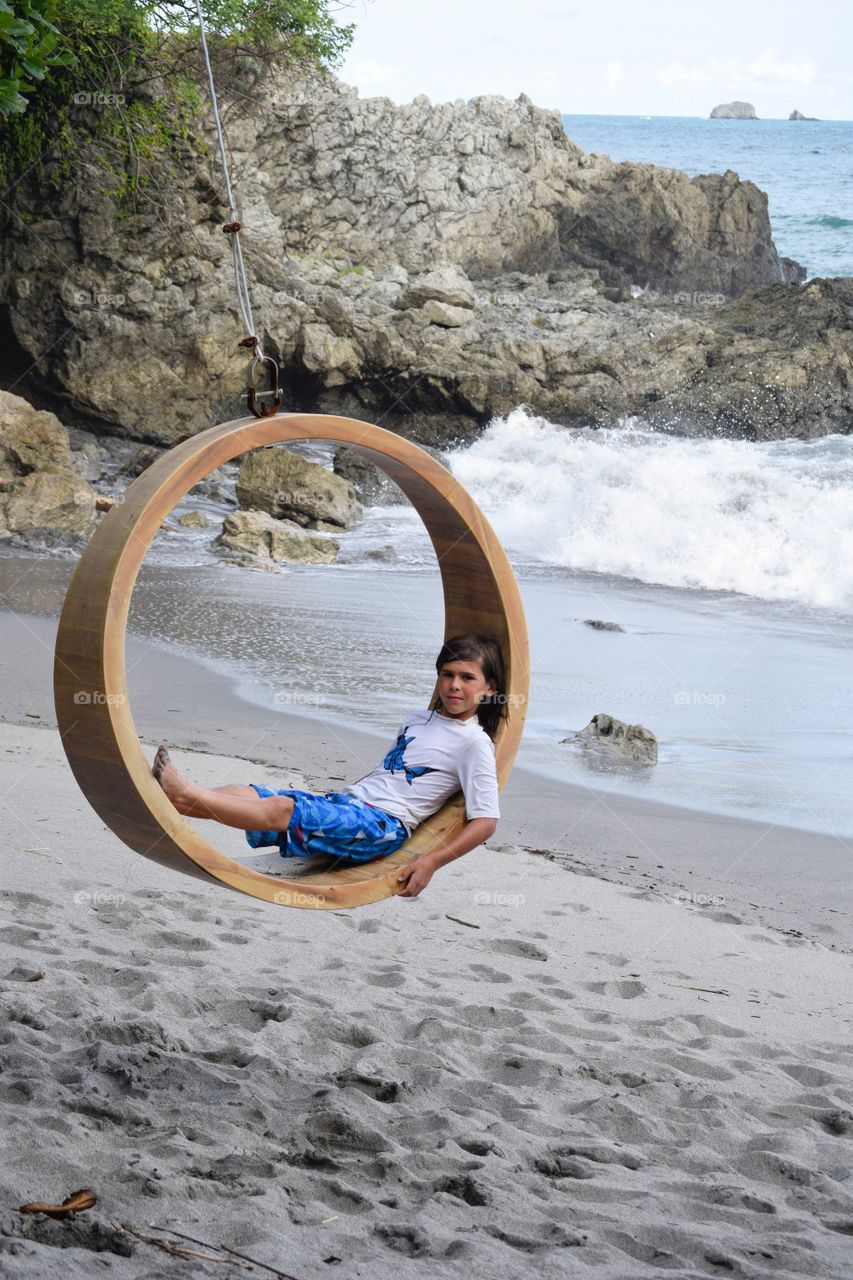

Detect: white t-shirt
[344, 708, 500, 833]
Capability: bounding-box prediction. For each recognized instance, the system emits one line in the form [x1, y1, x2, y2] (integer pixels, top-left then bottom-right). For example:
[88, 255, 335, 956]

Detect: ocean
[561, 114, 853, 280]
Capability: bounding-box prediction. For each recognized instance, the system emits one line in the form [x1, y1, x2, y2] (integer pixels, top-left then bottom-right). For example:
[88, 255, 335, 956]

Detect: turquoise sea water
[561, 114, 853, 280]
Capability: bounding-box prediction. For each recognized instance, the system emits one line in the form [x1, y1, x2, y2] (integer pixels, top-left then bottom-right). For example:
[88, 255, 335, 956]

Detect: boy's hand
[396, 856, 436, 898]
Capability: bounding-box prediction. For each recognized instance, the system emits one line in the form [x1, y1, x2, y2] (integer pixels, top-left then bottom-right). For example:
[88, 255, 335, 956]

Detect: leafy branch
[0, 0, 75, 117]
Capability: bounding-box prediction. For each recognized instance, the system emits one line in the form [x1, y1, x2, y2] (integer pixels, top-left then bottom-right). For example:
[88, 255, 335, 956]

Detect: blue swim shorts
[244, 786, 409, 864]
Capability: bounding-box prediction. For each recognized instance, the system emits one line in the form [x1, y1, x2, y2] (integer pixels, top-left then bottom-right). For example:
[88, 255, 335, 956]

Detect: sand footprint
[584, 979, 646, 999]
[434, 1172, 491, 1205]
[334, 1069, 401, 1103]
[145, 929, 213, 952]
[780, 1062, 838, 1087]
[468, 964, 512, 984]
[487, 938, 549, 962]
[587, 951, 630, 967]
[655, 1049, 737, 1081]
[374, 1224, 431, 1257]
[366, 965, 406, 989]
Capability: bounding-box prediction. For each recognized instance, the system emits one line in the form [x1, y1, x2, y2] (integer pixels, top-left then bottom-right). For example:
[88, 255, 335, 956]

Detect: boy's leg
[153, 747, 294, 832]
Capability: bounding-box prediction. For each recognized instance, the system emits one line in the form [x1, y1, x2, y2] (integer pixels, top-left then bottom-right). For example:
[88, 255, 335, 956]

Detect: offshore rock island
[710, 101, 758, 119]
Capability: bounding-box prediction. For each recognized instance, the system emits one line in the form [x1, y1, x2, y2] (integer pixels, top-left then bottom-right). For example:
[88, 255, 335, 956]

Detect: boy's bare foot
[152, 744, 170, 782]
[152, 745, 194, 811]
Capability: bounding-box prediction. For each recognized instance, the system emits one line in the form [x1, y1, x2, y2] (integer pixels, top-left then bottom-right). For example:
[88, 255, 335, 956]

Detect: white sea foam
[448, 408, 853, 612]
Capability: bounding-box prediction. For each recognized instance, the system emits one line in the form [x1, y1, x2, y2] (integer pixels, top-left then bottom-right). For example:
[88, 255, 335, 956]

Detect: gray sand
[1, 722, 852, 1279]
[1, 607, 852, 1278]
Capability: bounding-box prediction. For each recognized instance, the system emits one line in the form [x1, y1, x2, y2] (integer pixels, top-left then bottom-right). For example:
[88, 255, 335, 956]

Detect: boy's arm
[396, 816, 497, 898]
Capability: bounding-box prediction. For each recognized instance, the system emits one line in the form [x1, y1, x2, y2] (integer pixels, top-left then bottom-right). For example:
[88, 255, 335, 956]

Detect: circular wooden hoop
[54, 414, 529, 909]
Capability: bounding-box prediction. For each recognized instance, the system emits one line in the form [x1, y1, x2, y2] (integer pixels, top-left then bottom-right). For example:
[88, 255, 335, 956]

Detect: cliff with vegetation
[1, 9, 850, 455]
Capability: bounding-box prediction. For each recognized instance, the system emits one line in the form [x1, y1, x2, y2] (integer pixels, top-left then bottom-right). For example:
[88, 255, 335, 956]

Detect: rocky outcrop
[555, 163, 799, 297]
[789, 109, 818, 121]
[0, 391, 96, 537]
[216, 509, 339, 569]
[640, 277, 853, 439]
[564, 714, 658, 765]
[236, 448, 362, 528]
[710, 102, 758, 119]
[0, 69, 805, 448]
[262, 266, 853, 441]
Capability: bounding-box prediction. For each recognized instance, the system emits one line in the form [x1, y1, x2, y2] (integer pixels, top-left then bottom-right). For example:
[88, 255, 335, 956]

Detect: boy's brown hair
[433, 634, 508, 739]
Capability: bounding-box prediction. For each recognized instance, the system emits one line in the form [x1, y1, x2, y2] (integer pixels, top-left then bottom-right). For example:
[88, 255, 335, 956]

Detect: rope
[194, 0, 262, 360]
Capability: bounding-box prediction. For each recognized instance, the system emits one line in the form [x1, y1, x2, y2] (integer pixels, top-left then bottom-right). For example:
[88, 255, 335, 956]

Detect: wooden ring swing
[54, 414, 529, 909]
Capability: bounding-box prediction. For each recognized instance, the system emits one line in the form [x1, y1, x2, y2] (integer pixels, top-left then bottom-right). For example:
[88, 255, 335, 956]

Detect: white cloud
[348, 58, 401, 90]
[658, 48, 817, 93]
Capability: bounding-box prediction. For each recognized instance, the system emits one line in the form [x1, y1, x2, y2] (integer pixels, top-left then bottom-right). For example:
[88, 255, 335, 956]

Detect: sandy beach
[1, 606, 852, 1278]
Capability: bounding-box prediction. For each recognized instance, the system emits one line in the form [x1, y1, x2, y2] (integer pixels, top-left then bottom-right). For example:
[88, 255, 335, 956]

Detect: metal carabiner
[247, 355, 282, 418]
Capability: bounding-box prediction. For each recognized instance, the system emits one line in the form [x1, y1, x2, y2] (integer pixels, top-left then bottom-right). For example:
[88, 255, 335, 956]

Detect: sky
[337, 0, 853, 120]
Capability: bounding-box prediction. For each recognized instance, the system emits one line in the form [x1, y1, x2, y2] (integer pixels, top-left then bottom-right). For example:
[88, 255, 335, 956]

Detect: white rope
[194, 0, 262, 359]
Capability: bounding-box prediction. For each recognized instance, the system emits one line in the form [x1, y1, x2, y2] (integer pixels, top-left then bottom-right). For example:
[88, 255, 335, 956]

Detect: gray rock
[333, 440, 451, 507]
[363, 543, 400, 562]
[301, 323, 363, 387]
[0, 392, 96, 535]
[178, 510, 209, 528]
[564, 713, 658, 765]
[584, 619, 625, 632]
[333, 446, 401, 506]
[710, 101, 758, 119]
[69, 440, 103, 482]
[216, 509, 339, 567]
[236, 448, 362, 529]
[789, 109, 818, 121]
[0, 391, 75, 477]
[3, 471, 96, 536]
[123, 445, 163, 477]
[420, 299, 474, 328]
[401, 265, 477, 309]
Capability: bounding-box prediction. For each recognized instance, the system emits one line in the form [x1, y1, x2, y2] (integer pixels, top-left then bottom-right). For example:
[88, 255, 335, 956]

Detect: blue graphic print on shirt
[382, 731, 439, 787]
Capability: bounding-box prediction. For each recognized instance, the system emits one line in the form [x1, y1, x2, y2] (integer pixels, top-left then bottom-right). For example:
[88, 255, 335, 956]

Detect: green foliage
[0, 0, 75, 117]
[0, 0, 354, 201]
[146, 0, 354, 67]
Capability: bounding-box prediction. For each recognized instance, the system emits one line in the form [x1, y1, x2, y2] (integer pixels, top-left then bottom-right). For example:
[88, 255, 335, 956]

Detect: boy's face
[437, 660, 496, 721]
